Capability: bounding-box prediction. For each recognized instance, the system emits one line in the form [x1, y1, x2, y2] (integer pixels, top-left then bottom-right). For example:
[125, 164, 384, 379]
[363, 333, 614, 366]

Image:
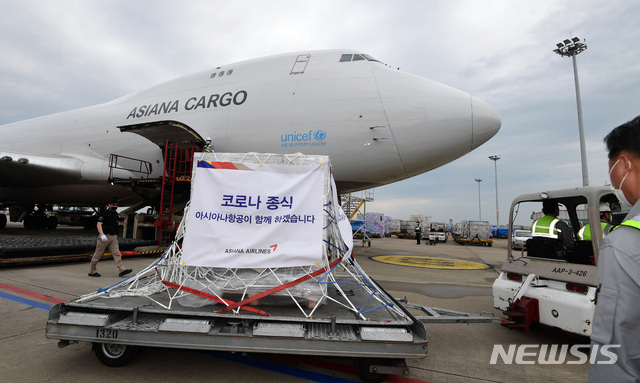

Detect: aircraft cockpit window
[219, 71, 225, 77]
[227, 69, 233, 75]
[340, 53, 382, 63]
[362, 54, 381, 63]
[210, 73, 216, 79]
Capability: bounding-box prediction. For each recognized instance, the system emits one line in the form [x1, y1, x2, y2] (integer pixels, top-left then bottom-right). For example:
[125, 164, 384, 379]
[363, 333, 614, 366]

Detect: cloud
[1, 0, 639, 228]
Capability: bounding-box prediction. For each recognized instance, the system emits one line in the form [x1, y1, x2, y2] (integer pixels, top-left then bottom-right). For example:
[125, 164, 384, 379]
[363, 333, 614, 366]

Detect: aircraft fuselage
[0, 50, 501, 209]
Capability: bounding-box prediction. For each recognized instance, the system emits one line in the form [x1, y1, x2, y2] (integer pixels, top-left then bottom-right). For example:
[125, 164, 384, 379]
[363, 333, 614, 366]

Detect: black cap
[542, 199, 558, 215]
[109, 198, 119, 204]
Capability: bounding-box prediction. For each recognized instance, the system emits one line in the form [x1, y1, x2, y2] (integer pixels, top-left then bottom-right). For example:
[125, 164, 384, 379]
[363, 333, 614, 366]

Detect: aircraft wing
[0, 151, 85, 187]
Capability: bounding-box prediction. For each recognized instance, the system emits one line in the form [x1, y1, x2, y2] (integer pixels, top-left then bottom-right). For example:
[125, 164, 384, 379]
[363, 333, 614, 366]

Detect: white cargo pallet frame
[46, 153, 500, 381]
[71, 153, 406, 318]
[45, 153, 431, 381]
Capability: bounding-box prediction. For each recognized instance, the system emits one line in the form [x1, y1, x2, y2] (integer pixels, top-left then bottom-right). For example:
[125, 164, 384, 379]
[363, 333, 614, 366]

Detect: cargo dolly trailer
[46, 152, 499, 382]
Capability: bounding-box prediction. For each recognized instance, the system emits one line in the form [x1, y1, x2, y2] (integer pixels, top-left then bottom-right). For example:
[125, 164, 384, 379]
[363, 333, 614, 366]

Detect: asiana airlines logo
[281, 130, 327, 148]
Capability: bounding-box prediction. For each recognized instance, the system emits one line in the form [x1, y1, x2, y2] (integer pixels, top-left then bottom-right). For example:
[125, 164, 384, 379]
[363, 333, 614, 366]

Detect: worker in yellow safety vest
[414, 222, 422, 245]
[577, 202, 615, 241]
[531, 199, 575, 254]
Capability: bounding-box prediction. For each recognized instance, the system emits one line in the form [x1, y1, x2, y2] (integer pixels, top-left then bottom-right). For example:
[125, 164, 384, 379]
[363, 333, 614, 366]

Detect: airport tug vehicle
[46, 153, 497, 383]
[493, 186, 619, 336]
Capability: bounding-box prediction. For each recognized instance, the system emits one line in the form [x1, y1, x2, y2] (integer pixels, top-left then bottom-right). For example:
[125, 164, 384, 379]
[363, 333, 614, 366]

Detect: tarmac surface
[0, 225, 589, 383]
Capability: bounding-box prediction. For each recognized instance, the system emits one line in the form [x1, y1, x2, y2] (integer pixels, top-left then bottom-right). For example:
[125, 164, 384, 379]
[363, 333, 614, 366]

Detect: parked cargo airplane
[0, 49, 501, 229]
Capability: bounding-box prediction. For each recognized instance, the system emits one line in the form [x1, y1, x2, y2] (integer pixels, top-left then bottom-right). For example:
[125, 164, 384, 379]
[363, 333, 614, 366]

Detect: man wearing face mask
[577, 202, 615, 241]
[589, 116, 640, 382]
[88, 198, 132, 278]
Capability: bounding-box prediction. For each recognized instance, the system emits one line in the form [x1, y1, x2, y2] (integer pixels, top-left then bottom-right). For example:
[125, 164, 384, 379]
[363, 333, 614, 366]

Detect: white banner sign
[182, 160, 325, 268]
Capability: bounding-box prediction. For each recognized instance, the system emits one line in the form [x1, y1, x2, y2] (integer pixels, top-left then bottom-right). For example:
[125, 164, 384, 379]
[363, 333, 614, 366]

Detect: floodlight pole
[554, 36, 589, 187]
[489, 155, 500, 226]
[475, 178, 483, 220]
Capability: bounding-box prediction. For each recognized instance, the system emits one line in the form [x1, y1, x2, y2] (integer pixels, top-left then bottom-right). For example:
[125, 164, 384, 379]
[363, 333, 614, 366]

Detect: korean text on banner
[182, 161, 325, 268]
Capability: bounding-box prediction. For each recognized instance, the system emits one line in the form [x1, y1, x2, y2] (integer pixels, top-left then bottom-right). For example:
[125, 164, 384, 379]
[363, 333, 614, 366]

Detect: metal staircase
[108, 141, 200, 246]
[341, 189, 374, 220]
[156, 141, 197, 247]
[341, 190, 374, 246]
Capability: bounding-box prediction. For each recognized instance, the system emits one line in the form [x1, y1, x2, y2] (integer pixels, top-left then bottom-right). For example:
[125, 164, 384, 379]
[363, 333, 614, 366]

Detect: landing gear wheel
[24, 215, 46, 229]
[0, 214, 6, 229]
[46, 216, 58, 230]
[23, 215, 35, 229]
[93, 343, 137, 367]
[354, 358, 388, 383]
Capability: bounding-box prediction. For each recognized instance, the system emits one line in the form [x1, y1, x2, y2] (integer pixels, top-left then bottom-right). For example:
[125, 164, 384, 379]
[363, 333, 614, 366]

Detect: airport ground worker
[88, 198, 132, 278]
[577, 202, 615, 240]
[414, 222, 421, 245]
[589, 115, 640, 382]
[530, 199, 575, 256]
[203, 136, 212, 152]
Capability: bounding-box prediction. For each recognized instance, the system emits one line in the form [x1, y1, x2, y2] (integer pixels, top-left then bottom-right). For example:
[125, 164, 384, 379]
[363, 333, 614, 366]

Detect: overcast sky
[2, 0, 639, 226]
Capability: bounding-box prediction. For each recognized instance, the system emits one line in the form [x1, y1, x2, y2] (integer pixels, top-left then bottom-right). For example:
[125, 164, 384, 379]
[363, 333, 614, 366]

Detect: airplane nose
[369, 67, 503, 182]
[471, 96, 502, 149]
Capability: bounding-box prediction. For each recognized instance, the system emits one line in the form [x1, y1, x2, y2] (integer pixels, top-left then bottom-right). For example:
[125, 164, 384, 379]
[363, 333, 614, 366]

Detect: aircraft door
[117, 120, 206, 150]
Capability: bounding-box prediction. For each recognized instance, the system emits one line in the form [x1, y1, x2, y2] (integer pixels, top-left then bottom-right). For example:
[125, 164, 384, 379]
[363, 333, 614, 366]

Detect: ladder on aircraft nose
[157, 141, 197, 247]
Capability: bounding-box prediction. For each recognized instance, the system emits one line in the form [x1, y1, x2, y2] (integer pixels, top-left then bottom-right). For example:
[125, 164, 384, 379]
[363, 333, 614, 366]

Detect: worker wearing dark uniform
[415, 222, 422, 245]
[88, 198, 132, 278]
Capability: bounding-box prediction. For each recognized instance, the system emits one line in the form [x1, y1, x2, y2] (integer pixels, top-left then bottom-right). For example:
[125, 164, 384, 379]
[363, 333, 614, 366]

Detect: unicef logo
[314, 130, 327, 141]
[280, 130, 327, 148]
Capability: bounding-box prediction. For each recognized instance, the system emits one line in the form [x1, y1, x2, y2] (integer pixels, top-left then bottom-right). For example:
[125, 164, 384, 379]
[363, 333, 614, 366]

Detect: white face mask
[609, 158, 633, 209]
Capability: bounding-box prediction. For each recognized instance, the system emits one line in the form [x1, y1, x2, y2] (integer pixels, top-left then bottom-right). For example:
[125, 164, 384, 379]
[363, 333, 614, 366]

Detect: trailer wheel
[354, 358, 388, 383]
[93, 343, 137, 367]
